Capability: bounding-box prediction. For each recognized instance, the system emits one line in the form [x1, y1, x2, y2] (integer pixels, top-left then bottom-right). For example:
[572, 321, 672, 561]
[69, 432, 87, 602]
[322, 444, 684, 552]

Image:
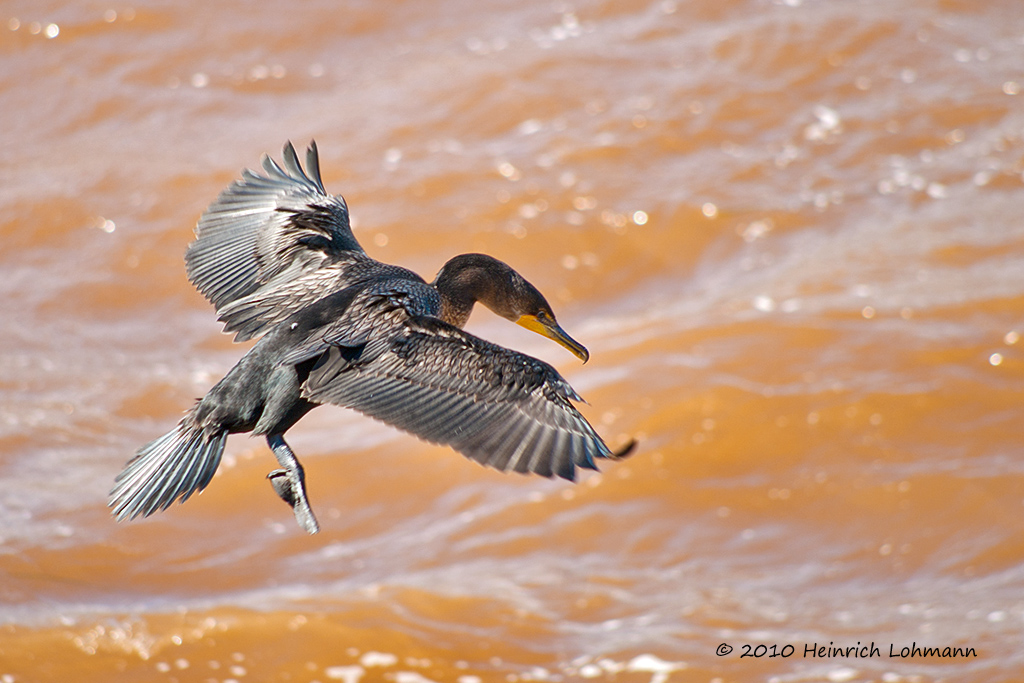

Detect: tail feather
[110, 422, 228, 522]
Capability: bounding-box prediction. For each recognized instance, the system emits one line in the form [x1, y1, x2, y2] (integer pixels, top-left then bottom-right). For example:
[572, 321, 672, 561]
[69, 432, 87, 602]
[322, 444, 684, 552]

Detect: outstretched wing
[302, 318, 620, 480]
[185, 141, 365, 341]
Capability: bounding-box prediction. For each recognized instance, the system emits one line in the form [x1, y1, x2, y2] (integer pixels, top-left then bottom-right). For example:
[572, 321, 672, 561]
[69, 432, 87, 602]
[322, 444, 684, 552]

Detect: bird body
[111, 141, 633, 534]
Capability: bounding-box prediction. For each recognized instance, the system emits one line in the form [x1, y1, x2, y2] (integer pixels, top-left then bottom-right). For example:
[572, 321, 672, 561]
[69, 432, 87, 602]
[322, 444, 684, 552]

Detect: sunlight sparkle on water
[753, 296, 776, 312]
[360, 652, 399, 667]
[497, 162, 521, 180]
[325, 665, 365, 683]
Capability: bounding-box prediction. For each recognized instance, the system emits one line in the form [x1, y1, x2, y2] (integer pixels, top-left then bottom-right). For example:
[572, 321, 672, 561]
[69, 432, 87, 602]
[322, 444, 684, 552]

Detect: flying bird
[110, 141, 634, 534]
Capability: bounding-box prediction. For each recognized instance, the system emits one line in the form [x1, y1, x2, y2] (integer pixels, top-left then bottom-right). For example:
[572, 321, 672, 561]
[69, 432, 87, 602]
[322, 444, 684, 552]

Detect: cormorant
[110, 141, 634, 534]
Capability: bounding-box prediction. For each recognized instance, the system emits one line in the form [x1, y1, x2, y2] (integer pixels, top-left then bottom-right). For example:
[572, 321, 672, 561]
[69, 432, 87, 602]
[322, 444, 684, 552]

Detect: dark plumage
[110, 141, 634, 534]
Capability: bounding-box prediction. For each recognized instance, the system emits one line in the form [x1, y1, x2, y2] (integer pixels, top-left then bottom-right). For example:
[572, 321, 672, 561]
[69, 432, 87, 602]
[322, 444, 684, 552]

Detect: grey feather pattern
[109, 417, 228, 521]
[184, 141, 364, 341]
[301, 319, 611, 480]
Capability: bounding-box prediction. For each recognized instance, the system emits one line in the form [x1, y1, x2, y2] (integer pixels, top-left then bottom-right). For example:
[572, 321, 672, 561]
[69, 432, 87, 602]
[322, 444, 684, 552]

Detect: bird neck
[439, 290, 476, 329]
[432, 254, 516, 328]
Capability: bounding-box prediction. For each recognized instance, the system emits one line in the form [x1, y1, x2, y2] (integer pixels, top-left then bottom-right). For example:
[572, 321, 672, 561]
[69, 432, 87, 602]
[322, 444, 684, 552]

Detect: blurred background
[2, 0, 1023, 681]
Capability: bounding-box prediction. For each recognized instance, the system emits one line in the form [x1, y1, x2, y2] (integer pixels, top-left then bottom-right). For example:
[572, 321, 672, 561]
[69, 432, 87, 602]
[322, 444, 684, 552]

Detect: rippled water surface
[3, 0, 1024, 681]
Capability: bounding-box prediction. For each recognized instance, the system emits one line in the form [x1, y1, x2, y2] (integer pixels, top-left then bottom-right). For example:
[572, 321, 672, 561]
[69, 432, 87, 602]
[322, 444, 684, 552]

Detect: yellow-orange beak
[516, 314, 590, 363]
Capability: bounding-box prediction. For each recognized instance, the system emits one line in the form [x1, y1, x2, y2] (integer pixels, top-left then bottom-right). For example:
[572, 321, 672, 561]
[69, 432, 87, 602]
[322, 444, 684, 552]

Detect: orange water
[2, 1, 1023, 681]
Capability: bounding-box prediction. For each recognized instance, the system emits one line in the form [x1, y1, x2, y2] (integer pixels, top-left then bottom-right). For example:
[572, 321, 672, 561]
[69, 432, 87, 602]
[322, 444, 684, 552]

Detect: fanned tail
[110, 417, 228, 522]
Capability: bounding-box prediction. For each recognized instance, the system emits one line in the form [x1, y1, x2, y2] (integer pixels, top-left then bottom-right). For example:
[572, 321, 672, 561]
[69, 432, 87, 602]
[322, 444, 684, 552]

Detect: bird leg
[266, 434, 320, 534]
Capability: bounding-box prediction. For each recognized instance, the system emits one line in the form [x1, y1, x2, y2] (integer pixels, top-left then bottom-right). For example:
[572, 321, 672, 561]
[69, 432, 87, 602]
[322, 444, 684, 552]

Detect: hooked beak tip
[517, 315, 590, 363]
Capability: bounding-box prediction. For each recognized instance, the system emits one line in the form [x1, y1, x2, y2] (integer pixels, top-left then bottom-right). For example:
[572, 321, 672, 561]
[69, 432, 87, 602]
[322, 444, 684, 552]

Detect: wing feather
[184, 141, 366, 341]
[302, 321, 612, 480]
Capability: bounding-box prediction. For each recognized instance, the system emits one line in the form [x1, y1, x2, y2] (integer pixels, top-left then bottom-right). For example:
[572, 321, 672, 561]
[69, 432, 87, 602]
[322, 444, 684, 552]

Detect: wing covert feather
[302, 321, 614, 480]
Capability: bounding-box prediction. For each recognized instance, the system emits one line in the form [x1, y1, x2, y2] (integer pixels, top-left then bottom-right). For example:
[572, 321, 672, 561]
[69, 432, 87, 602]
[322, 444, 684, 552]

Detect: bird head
[433, 253, 590, 363]
[510, 292, 590, 364]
